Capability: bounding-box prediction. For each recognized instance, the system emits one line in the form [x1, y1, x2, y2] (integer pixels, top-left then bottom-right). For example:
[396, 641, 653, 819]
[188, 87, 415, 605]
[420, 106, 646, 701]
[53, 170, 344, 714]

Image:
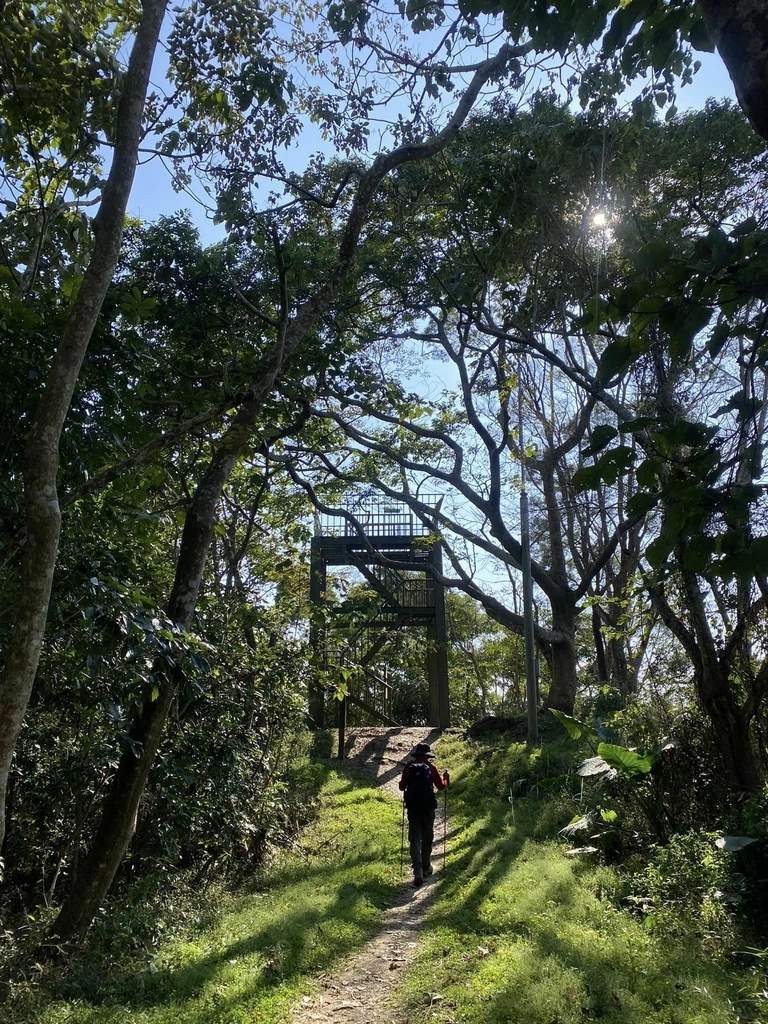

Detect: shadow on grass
[411, 734, 739, 1024]
[37, 755, 405, 1023]
[120, 859, 390, 1011]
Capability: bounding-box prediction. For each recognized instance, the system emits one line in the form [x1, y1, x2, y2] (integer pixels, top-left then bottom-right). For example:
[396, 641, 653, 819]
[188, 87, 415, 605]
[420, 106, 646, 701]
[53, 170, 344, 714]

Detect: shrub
[625, 831, 738, 953]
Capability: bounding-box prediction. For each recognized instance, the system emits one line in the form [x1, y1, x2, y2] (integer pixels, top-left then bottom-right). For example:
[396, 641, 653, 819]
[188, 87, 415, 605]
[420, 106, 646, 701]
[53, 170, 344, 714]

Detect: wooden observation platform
[308, 496, 450, 730]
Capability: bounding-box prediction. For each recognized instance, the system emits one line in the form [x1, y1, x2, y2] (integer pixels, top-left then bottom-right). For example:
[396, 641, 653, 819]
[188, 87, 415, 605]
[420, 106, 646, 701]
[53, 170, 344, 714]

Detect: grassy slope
[398, 732, 743, 1024]
[7, 764, 402, 1024]
[6, 733, 752, 1024]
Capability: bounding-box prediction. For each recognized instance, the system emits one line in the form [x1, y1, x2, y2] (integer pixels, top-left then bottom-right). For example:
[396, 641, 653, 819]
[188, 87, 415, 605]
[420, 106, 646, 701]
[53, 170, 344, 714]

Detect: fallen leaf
[566, 987, 577, 1001]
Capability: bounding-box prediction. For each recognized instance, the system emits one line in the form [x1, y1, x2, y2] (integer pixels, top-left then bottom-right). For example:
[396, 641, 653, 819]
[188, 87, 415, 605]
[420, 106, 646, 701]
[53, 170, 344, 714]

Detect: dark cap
[413, 742, 435, 759]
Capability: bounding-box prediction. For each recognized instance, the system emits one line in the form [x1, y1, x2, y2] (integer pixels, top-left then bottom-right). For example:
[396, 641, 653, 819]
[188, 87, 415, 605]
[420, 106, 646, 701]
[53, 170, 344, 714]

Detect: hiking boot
[413, 875, 423, 888]
[423, 865, 433, 877]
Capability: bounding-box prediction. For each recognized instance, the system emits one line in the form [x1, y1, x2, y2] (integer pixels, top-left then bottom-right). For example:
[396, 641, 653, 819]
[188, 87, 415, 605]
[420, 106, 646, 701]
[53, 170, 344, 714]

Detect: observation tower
[308, 494, 450, 730]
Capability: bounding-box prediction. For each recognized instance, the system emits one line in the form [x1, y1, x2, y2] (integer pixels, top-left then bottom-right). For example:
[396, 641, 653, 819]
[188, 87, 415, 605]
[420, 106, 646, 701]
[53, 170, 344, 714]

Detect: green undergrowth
[5, 730, 762, 1024]
[5, 759, 401, 1024]
[398, 731, 751, 1024]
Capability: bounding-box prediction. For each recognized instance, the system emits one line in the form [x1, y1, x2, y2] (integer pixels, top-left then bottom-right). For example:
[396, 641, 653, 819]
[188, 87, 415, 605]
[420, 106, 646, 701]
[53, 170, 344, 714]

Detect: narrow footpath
[289, 728, 448, 1024]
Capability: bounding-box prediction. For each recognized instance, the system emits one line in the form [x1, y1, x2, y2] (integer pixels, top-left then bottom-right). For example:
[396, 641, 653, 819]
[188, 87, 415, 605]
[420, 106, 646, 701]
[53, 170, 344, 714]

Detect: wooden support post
[427, 620, 440, 727]
[337, 693, 347, 760]
[309, 537, 326, 728]
[432, 541, 450, 729]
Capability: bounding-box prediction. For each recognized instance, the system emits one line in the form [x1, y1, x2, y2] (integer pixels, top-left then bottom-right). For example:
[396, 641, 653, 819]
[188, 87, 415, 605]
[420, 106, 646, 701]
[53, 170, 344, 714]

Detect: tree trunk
[542, 594, 579, 714]
[697, 0, 768, 144]
[698, 677, 763, 794]
[592, 605, 608, 684]
[46, 677, 177, 941]
[0, 0, 169, 852]
[607, 635, 635, 695]
[677, 568, 764, 793]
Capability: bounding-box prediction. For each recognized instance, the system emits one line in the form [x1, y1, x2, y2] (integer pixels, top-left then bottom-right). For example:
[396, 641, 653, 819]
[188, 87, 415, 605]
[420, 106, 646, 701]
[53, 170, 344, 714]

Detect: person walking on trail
[399, 742, 449, 888]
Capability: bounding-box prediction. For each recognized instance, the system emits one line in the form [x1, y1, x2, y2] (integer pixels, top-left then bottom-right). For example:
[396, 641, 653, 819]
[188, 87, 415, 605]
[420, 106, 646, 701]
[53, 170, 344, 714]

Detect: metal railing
[373, 564, 433, 608]
[320, 493, 441, 538]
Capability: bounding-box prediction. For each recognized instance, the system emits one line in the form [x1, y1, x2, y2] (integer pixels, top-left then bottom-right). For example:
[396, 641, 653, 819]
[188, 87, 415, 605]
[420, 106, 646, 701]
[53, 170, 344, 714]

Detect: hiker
[399, 742, 449, 887]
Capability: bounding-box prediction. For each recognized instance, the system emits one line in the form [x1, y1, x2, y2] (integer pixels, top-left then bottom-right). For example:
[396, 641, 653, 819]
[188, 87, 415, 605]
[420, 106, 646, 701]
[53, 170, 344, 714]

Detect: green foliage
[624, 832, 738, 951]
[165, 0, 298, 225]
[0, 1, 128, 313]
[552, 707, 705, 850]
[398, 732, 743, 1024]
[574, 209, 768, 581]
[5, 765, 402, 1022]
[447, 594, 525, 725]
[550, 709, 601, 743]
[458, 0, 709, 118]
[603, 694, 735, 834]
[733, 946, 768, 1024]
[135, 631, 310, 877]
[549, 698, 768, 976]
[1, 401, 319, 926]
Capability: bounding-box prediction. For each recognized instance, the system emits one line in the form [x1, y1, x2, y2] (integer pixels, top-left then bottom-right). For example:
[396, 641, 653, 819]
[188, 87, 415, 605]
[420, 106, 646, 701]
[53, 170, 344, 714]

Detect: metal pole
[400, 799, 406, 876]
[518, 368, 539, 744]
[442, 787, 447, 872]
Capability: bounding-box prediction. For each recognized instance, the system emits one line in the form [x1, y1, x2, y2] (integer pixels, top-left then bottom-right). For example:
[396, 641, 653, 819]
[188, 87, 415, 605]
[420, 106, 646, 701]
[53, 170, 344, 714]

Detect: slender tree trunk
[592, 605, 608, 684]
[0, 0, 169, 852]
[608, 635, 635, 695]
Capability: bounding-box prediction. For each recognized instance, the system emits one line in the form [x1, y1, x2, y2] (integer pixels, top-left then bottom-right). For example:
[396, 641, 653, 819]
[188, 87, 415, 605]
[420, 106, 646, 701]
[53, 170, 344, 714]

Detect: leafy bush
[624, 831, 738, 952]
[608, 693, 733, 832]
[548, 705, 768, 953]
[132, 624, 311, 877]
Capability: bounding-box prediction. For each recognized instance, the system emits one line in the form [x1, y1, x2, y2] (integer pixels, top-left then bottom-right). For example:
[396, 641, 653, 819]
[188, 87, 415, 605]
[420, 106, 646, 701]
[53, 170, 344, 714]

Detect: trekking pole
[400, 798, 406, 876]
[443, 787, 447, 872]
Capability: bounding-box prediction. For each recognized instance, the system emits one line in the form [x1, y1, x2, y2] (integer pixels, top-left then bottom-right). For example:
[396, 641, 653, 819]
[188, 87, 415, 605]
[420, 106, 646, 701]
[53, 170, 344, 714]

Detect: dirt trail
[289, 728, 449, 1024]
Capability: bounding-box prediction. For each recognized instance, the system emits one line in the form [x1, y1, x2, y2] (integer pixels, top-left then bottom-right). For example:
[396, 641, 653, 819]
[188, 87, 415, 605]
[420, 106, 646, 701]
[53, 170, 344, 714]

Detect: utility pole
[518, 374, 539, 743]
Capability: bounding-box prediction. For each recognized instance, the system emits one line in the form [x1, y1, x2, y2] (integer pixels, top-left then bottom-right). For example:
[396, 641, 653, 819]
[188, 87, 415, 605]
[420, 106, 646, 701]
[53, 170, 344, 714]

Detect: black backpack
[404, 760, 436, 811]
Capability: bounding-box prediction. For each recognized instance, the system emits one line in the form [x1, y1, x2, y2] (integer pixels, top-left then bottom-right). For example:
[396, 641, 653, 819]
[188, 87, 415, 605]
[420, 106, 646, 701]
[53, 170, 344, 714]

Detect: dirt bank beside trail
[340, 726, 445, 797]
[289, 728, 450, 1024]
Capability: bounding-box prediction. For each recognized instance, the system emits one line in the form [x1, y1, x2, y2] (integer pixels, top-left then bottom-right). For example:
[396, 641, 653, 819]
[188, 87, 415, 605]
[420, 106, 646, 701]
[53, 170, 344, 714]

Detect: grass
[4, 730, 761, 1024]
[397, 731, 748, 1024]
[4, 761, 402, 1024]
